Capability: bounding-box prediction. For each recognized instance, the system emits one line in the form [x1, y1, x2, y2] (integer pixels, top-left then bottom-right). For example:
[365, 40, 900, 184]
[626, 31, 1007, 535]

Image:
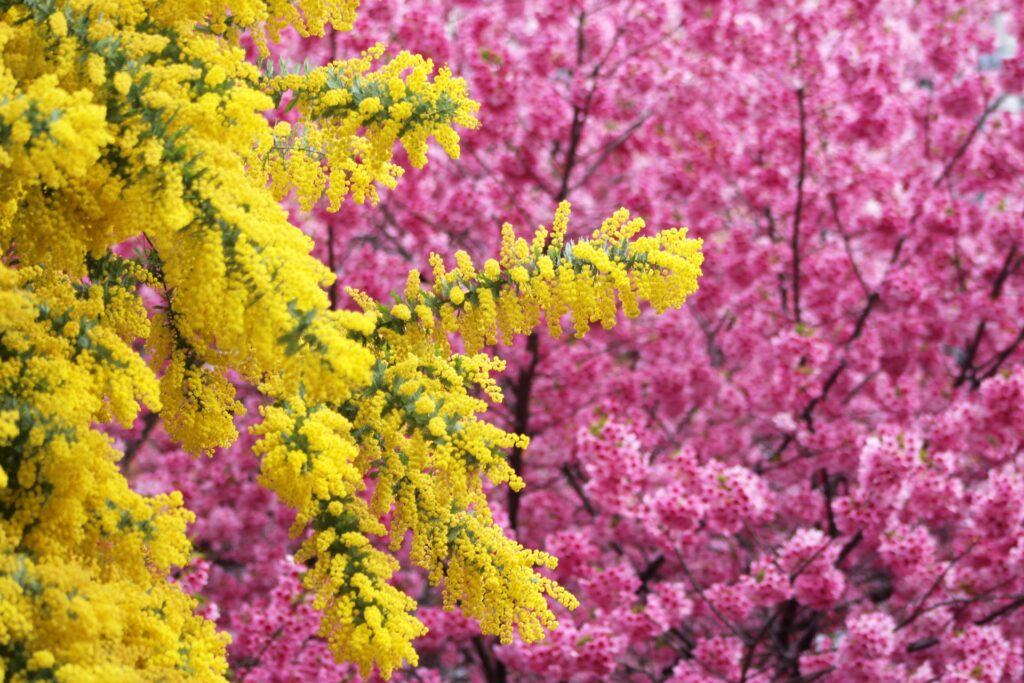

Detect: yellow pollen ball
[359, 97, 383, 115]
[390, 303, 412, 321]
[48, 11, 67, 37]
[28, 651, 55, 670]
[205, 65, 227, 87]
[428, 416, 447, 437]
[113, 72, 132, 95]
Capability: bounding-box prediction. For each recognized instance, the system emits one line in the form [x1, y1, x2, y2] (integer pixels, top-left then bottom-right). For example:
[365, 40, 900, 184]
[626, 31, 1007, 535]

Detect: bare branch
[933, 94, 1008, 187]
[791, 87, 808, 324]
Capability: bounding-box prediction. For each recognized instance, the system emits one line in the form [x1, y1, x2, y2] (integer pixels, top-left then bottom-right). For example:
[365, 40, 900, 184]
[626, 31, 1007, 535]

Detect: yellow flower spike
[382, 204, 701, 355]
[550, 201, 572, 252]
[499, 223, 517, 266]
[414, 396, 435, 415]
[427, 416, 447, 438]
[514, 237, 530, 261]
[85, 54, 105, 85]
[47, 10, 67, 37]
[483, 259, 501, 279]
[428, 253, 447, 290]
[621, 216, 646, 241]
[112, 71, 132, 94]
[405, 270, 422, 303]
[454, 251, 477, 279]
[537, 255, 555, 279]
[415, 304, 435, 328]
[390, 303, 412, 321]
[531, 224, 549, 253]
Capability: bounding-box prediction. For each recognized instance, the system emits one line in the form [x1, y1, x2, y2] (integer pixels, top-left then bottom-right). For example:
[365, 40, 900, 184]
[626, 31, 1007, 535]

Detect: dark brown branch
[120, 411, 160, 470]
[560, 463, 597, 517]
[834, 531, 863, 567]
[840, 371, 878, 406]
[764, 208, 781, 243]
[896, 541, 976, 630]
[954, 243, 1020, 388]
[801, 359, 846, 432]
[557, 105, 587, 202]
[636, 555, 665, 595]
[933, 94, 1007, 187]
[691, 309, 728, 367]
[676, 550, 752, 645]
[740, 605, 784, 682]
[954, 321, 987, 389]
[788, 538, 835, 584]
[975, 594, 1024, 626]
[325, 28, 340, 309]
[828, 193, 869, 296]
[600, 19, 685, 80]
[553, 12, 591, 202]
[844, 293, 878, 345]
[770, 282, 877, 461]
[772, 599, 799, 677]
[814, 468, 839, 537]
[907, 636, 940, 653]
[374, 202, 415, 260]
[991, 243, 1020, 299]
[791, 87, 808, 324]
[507, 332, 540, 532]
[508, 9, 594, 530]
[975, 326, 1024, 385]
[570, 114, 651, 193]
[326, 222, 338, 308]
[235, 627, 286, 682]
[472, 635, 507, 683]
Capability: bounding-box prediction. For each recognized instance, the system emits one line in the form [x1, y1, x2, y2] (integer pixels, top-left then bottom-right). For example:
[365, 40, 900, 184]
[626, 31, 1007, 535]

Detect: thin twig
[570, 114, 651, 193]
[933, 94, 1007, 187]
[675, 550, 752, 645]
[896, 541, 977, 631]
[507, 333, 540, 532]
[828, 193, 869, 296]
[791, 87, 808, 324]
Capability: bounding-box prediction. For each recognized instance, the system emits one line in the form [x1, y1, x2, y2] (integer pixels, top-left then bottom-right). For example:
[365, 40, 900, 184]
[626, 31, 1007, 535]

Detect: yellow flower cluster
[251, 399, 426, 678]
[261, 45, 479, 209]
[0, 264, 228, 680]
[381, 202, 705, 353]
[0, 0, 702, 679]
[314, 203, 701, 669]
